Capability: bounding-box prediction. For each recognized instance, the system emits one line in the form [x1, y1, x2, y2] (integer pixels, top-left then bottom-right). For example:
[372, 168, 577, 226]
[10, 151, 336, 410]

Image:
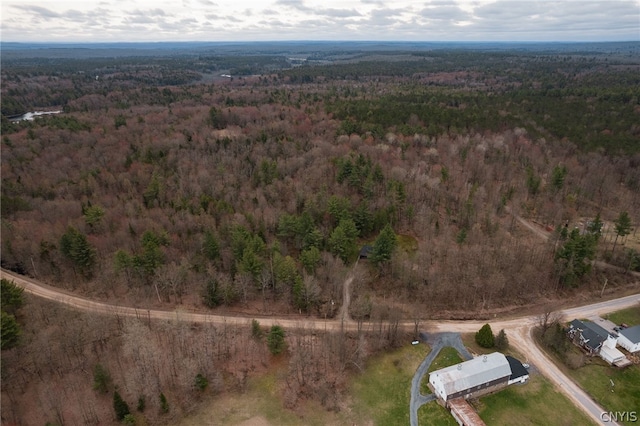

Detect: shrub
[194, 373, 208, 391]
[92, 363, 111, 393]
[159, 392, 169, 414]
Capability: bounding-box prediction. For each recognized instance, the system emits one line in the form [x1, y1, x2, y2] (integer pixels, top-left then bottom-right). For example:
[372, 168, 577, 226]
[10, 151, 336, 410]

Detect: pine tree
[495, 329, 509, 351]
[612, 211, 632, 253]
[203, 230, 220, 261]
[113, 391, 130, 421]
[475, 324, 495, 348]
[1, 311, 20, 350]
[159, 392, 169, 413]
[60, 226, 97, 279]
[267, 325, 286, 355]
[370, 224, 397, 266]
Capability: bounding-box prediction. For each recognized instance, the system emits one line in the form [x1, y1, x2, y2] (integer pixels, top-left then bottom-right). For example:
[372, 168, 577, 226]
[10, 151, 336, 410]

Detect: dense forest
[1, 42, 639, 424]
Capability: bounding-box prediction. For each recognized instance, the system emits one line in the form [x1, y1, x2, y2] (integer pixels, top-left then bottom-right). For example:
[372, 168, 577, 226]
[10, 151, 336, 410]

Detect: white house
[600, 335, 627, 365]
[429, 352, 528, 402]
[617, 325, 640, 353]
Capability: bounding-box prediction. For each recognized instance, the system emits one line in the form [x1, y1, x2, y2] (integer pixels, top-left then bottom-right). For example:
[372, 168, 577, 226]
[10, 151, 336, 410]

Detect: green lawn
[476, 375, 598, 426]
[566, 362, 640, 426]
[418, 402, 458, 426]
[605, 306, 640, 327]
[350, 343, 430, 425]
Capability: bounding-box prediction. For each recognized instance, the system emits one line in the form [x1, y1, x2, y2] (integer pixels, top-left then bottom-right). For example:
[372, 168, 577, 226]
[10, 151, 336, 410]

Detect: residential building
[617, 325, 640, 353]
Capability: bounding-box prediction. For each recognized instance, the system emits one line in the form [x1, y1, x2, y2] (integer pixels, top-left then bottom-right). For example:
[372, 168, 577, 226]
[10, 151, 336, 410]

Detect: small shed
[618, 325, 640, 353]
[359, 245, 373, 259]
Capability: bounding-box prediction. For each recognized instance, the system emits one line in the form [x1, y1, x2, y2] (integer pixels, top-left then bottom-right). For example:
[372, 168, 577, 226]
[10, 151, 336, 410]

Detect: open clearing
[605, 306, 640, 326]
[475, 374, 597, 426]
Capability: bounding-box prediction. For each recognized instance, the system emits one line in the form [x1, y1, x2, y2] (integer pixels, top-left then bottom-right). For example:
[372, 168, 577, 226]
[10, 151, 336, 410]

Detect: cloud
[11, 5, 61, 19]
[2, 0, 638, 42]
[420, 4, 471, 21]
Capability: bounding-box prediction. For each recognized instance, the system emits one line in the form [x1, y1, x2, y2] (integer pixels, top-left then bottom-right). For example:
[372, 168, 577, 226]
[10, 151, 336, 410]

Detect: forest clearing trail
[507, 206, 640, 278]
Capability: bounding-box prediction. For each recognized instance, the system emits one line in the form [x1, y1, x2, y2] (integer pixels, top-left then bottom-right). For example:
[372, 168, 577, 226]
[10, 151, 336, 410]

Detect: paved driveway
[409, 332, 473, 426]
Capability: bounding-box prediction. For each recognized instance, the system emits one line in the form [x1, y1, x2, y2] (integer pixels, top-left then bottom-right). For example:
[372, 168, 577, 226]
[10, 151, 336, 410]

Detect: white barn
[617, 325, 640, 353]
[429, 353, 528, 402]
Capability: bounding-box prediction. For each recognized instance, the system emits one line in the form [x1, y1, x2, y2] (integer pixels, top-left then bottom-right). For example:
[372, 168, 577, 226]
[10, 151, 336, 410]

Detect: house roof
[600, 344, 626, 362]
[359, 245, 373, 257]
[619, 325, 640, 344]
[430, 353, 511, 396]
[569, 319, 610, 350]
[505, 355, 528, 381]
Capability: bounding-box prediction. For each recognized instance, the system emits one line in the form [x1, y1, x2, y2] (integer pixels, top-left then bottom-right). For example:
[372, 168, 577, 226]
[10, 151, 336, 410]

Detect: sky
[2, 0, 639, 43]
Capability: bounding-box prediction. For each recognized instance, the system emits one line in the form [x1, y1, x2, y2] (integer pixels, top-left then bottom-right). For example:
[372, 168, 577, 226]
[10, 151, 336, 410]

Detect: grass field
[605, 306, 640, 327]
[567, 362, 640, 426]
[350, 342, 430, 425]
[475, 374, 598, 426]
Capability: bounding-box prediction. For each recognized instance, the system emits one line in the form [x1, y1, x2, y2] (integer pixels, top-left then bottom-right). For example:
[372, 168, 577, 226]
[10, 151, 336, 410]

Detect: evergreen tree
[555, 228, 597, 287]
[586, 213, 604, 240]
[550, 164, 567, 191]
[251, 319, 263, 340]
[194, 373, 208, 391]
[300, 246, 321, 274]
[113, 391, 131, 421]
[92, 363, 112, 393]
[1, 311, 20, 350]
[1, 279, 24, 314]
[203, 278, 221, 308]
[495, 329, 509, 351]
[159, 392, 169, 413]
[612, 211, 632, 253]
[267, 325, 286, 355]
[203, 230, 220, 261]
[329, 218, 359, 264]
[475, 323, 495, 348]
[60, 226, 97, 279]
[370, 224, 397, 266]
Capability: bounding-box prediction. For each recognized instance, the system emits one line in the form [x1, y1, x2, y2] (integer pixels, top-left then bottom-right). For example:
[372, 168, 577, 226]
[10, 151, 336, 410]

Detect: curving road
[2, 268, 638, 425]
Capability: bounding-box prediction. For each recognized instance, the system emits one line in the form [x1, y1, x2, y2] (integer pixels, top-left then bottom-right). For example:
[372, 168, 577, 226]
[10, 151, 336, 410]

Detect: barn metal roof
[430, 352, 511, 396]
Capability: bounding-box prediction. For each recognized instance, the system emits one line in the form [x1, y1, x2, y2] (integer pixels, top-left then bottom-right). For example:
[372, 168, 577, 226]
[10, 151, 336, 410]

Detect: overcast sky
[2, 0, 639, 43]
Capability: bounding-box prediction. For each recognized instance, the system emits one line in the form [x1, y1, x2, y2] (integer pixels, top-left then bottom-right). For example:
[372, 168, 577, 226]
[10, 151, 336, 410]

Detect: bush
[92, 363, 111, 393]
[194, 373, 208, 391]
[159, 392, 169, 414]
[475, 323, 495, 348]
[251, 319, 263, 340]
[137, 395, 146, 412]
